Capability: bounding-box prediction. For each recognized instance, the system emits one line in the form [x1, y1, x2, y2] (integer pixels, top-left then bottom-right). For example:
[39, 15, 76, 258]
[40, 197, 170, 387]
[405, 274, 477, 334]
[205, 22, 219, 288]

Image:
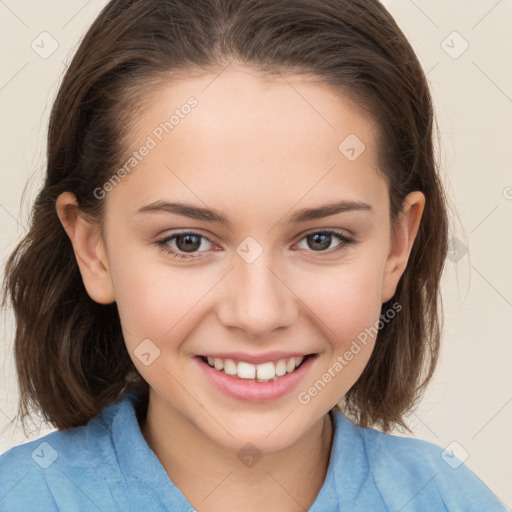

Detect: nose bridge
[217, 239, 297, 337]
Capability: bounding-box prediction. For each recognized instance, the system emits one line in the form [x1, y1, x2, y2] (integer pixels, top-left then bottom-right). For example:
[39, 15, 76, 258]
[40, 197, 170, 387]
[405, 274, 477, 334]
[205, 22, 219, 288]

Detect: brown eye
[174, 233, 203, 253]
[296, 230, 353, 253]
[306, 233, 334, 251]
[156, 231, 214, 260]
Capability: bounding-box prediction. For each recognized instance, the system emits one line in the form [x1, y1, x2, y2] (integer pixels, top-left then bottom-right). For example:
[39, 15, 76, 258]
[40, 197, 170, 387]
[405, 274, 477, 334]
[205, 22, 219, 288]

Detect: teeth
[275, 359, 287, 376]
[204, 355, 307, 381]
[223, 359, 237, 376]
[238, 361, 256, 379]
[256, 361, 276, 381]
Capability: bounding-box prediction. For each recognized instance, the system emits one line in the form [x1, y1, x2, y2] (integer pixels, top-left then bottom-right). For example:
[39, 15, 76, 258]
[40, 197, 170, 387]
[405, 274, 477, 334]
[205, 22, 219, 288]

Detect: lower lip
[195, 355, 316, 402]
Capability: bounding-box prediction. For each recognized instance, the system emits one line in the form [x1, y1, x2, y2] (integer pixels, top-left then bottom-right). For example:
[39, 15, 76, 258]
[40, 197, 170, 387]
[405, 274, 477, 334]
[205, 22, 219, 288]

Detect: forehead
[133, 66, 378, 157]
[107, 66, 388, 221]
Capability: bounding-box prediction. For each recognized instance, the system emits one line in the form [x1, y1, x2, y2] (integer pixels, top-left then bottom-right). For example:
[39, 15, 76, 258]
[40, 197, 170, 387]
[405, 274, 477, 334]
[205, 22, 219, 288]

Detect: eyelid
[156, 229, 217, 253]
[293, 228, 355, 256]
[156, 227, 352, 246]
[296, 226, 353, 241]
[157, 228, 217, 245]
[155, 227, 355, 261]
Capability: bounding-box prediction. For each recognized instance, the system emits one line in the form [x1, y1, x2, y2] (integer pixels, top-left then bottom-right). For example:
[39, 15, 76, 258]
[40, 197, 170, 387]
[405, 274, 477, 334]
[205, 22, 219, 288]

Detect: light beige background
[1, 0, 511, 508]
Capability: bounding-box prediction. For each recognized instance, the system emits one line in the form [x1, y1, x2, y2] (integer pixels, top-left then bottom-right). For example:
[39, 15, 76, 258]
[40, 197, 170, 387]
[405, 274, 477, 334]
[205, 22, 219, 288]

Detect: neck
[140, 394, 334, 512]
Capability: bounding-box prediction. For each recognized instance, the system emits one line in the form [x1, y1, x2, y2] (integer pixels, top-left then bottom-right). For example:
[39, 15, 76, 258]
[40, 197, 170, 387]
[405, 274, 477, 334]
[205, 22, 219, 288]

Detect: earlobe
[56, 192, 115, 304]
[381, 191, 425, 303]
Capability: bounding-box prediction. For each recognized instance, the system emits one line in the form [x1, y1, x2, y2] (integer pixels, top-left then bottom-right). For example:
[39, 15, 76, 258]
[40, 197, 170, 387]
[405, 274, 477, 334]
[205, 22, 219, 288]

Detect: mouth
[197, 353, 315, 383]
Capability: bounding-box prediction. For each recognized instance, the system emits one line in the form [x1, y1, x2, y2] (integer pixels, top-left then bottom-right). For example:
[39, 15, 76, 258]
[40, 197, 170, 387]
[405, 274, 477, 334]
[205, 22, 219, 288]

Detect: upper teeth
[206, 356, 305, 381]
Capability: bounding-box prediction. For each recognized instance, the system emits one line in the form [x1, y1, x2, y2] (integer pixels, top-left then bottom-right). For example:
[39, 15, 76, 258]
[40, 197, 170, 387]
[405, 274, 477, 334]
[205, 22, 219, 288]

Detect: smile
[196, 353, 317, 402]
[199, 355, 310, 382]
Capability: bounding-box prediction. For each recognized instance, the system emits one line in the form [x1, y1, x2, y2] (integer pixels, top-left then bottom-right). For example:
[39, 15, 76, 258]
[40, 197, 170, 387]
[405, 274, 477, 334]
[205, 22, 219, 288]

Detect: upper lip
[198, 352, 315, 365]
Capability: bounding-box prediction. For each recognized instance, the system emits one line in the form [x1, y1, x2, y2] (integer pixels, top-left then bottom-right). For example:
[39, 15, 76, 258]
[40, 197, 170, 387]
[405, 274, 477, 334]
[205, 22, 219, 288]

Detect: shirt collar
[105, 390, 356, 511]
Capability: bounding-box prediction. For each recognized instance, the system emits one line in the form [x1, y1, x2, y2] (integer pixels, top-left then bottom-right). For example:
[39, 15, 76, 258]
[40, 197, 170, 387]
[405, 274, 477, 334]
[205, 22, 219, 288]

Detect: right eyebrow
[137, 201, 230, 225]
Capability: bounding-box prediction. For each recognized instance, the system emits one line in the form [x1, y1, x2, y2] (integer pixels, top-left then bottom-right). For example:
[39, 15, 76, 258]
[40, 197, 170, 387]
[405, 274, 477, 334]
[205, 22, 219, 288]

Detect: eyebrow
[137, 199, 373, 227]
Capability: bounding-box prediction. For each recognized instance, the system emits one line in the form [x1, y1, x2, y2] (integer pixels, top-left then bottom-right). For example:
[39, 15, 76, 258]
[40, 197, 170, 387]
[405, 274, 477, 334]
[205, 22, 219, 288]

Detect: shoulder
[0, 394, 133, 511]
[332, 410, 509, 511]
[0, 429, 85, 510]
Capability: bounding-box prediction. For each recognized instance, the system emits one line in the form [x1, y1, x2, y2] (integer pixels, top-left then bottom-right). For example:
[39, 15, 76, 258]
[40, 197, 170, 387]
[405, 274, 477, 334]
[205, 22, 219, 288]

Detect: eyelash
[155, 229, 355, 261]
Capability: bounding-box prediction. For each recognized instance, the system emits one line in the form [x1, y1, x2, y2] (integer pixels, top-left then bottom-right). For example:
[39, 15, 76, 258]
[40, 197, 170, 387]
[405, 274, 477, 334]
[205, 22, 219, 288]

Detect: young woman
[0, 0, 507, 510]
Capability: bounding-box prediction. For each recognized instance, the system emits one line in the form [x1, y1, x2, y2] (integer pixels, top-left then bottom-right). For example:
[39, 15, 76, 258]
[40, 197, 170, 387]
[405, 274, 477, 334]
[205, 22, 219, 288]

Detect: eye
[155, 228, 355, 261]
[155, 231, 214, 260]
[295, 229, 354, 254]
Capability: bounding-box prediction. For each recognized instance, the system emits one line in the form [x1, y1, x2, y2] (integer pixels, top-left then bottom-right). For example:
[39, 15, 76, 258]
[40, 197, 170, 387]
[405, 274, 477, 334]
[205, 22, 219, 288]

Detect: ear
[56, 191, 115, 304]
[381, 191, 425, 303]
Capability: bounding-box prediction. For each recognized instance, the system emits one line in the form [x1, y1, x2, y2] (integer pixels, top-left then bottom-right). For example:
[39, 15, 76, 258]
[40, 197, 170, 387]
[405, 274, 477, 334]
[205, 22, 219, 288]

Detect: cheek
[109, 254, 224, 373]
[291, 258, 386, 407]
[296, 253, 386, 343]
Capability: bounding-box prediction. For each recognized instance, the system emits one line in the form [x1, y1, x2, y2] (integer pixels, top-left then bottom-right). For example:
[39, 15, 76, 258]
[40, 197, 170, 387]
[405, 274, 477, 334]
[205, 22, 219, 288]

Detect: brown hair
[2, 0, 448, 434]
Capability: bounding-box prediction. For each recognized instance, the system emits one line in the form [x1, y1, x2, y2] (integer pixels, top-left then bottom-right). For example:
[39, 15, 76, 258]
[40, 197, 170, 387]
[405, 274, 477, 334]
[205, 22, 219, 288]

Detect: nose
[216, 250, 298, 339]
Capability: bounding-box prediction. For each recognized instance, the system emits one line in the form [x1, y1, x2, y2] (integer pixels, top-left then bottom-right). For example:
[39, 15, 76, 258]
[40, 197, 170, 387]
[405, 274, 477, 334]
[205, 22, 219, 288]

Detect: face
[59, 66, 424, 454]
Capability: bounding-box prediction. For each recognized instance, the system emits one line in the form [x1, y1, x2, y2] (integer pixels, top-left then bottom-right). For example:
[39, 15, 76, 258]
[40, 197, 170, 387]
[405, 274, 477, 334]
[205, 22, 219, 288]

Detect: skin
[56, 65, 424, 512]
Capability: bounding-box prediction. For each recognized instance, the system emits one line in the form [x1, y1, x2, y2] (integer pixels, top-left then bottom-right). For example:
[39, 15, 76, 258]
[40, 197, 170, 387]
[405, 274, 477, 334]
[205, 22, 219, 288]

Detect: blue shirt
[0, 390, 508, 511]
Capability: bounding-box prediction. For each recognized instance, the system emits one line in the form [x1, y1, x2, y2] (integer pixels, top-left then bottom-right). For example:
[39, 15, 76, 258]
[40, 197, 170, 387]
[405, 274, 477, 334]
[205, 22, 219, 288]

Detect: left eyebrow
[287, 200, 373, 222]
